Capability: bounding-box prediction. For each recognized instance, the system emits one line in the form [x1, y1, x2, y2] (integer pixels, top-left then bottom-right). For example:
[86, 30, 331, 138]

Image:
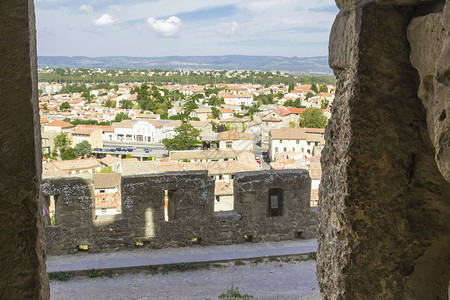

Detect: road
[253, 137, 271, 170]
[50, 259, 320, 300]
[96, 141, 168, 159]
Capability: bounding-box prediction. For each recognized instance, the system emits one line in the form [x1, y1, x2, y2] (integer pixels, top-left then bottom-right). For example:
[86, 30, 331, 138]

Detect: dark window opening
[269, 188, 283, 217]
[295, 231, 303, 239]
[244, 235, 253, 242]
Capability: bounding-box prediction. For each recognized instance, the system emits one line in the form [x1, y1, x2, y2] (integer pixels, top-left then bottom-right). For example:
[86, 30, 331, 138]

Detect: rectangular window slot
[295, 231, 303, 239]
[44, 195, 58, 226]
[164, 190, 175, 222]
[269, 188, 283, 217]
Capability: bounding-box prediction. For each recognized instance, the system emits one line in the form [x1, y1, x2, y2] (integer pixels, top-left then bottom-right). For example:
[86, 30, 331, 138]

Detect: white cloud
[94, 14, 115, 26]
[147, 16, 181, 37]
[79, 4, 93, 13]
[217, 21, 240, 37]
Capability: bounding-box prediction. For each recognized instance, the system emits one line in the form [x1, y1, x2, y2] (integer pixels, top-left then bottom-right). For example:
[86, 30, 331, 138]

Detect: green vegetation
[38, 69, 336, 86]
[48, 271, 74, 282]
[147, 262, 209, 275]
[53, 132, 71, 154]
[88, 269, 113, 278]
[61, 147, 76, 160]
[70, 119, 111, 126]
[234, 260, 246, 266]
[114, 113, 130, 123]
[219, 285, 254, 299]
[74, 141, 92, 158]
[59, 101, 71, 111]
[299, 108, 328, 129]
[283, 98, 303, 108]
[99, 166, 114, 173]
[162, 123, 201, 151]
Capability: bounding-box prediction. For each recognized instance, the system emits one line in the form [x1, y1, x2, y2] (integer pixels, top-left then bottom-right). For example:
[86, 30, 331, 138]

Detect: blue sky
[35, 0, 338, 57]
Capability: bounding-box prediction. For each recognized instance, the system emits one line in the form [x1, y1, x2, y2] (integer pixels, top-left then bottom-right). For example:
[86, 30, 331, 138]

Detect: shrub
[48, 271, 74, 281]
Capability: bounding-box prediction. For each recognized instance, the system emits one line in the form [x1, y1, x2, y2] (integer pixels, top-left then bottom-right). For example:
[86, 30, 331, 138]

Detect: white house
[268, 127, 325, 161]
[218, 129, 253, 151]
[111, 119, 181, 143]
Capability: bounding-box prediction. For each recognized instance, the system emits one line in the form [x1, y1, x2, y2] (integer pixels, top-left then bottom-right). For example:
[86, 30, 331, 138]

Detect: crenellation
[42, 169, 316, 255]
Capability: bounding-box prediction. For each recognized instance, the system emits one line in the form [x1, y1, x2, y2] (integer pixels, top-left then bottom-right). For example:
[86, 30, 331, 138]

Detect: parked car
[144, 148, 152, 153]
[255, 156, 261, 164]
[116, 147, 121, 151]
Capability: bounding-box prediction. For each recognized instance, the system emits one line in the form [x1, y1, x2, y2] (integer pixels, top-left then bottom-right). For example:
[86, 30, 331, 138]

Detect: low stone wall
[42, 170, 317, 255]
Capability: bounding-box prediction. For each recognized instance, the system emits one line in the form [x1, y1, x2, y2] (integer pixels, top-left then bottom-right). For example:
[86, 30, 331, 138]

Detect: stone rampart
[42, 170, 316, 255]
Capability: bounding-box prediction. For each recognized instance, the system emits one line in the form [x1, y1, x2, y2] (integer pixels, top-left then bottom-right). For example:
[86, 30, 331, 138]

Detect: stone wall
[42, 170, 317, 255]
[318, 0, 450, 299]
[0, 0, 49, 299]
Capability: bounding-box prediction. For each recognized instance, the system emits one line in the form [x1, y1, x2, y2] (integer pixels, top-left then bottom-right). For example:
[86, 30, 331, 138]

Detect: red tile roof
[46, 120, 74, 128]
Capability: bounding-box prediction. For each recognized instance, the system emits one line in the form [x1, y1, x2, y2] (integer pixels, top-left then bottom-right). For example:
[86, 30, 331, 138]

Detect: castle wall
[42, 170, 317, 255]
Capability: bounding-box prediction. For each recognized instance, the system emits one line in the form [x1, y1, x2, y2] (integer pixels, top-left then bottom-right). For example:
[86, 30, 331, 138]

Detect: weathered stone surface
[42, 170, 316, 255]
[335, 0, 434, 9]
[319, 1, 450, 299]
[408, 4, 450, 182]
[0, 0, 49, 299]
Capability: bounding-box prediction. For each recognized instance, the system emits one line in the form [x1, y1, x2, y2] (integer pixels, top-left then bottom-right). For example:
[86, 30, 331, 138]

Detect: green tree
[74, 141, 92, 158]
[311, 83, 318, 93]
[53, 132, 71, 154]
[288, 83, 295, 92]
[284, 98, 302, 108]
[305, 92, 315, 99]
[120, 100, 133, 109]
[162, 123, 202, 151]
[61, 147, 76, 160]
[114, 113, 130, 123]
[104, 100, 116, 108]
[299, 108, 328, 129]
[59, 101, 71, 111]
[319, 85, 328, 93]
[183, 99, 198, 112]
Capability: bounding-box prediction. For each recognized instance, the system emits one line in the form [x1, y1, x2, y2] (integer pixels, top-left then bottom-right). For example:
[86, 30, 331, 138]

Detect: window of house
[296, 140, 299, 144]
[283, 147, 287, 152]
[275, 147, 278, 152]
[307, 149, 311, 154]
[231, 175, 235, 179]
[279, 140, 282, 144]
[226, 141, 232, 149]
[307, 142, 311, 146]
[164, 190, 175, 221]
[292, 147, 295, 151]
[268, 188, 283, 217]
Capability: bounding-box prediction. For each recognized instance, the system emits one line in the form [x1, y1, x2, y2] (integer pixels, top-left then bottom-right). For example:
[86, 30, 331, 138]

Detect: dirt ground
[50, 258, 321, 300]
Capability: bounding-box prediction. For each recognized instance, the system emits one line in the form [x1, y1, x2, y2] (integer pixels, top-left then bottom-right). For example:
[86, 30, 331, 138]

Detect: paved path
[47, 239, 317, 273]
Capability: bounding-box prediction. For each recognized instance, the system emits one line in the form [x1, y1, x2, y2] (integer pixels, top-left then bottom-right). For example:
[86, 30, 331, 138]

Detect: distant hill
[38, 55, 332, 74]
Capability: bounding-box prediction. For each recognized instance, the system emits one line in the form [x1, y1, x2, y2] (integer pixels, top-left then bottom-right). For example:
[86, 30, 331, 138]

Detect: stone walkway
[47, 239, 317, 273]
